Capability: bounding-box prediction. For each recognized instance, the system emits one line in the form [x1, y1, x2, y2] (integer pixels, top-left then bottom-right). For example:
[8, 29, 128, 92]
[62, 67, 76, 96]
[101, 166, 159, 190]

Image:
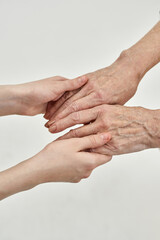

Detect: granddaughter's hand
[0, 75, 88, 116]
[0, 132, 111, 200]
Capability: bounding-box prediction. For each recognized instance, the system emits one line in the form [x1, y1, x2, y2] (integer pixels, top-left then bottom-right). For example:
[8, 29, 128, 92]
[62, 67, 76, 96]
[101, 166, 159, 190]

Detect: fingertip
[44, 122, 49, 128]
[100, 132, 111, 143]
[43, 113, 49, 120]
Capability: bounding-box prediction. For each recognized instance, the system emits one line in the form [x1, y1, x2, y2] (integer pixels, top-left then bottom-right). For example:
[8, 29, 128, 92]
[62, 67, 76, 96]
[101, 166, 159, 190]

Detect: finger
[53, 91, 103, 121]
[44, 89, 78, 121]
[44, 101, 55, 119]
[48, 108, 97, 133]
[88, 153, 112, 167]
[78, 132, 111, 151]
[58, 75, 88, 94]
[58, 122, 100, 140]
[47, 85, 88, 122]
[91, 144, 117, 155]
[44, 76, 87, 120]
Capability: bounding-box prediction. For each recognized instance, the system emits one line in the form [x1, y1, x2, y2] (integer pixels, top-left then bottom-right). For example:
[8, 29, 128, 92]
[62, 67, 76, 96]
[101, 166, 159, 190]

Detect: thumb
[78, 132, 111, 151]
[59, 76, 88, 92]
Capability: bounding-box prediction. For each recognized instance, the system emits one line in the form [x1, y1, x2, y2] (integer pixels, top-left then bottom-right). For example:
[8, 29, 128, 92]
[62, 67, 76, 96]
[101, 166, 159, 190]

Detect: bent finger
[48, 108, 97, 133]
[54, 92, 103, 121]
[44, 89, 78, 122]
[47, 86, 88, 122]
[58, 75, 88, 93]
[58, 121, 100, 140]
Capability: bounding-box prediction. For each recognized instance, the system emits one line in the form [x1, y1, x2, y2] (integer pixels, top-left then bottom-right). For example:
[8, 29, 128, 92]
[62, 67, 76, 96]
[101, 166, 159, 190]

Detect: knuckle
[96, 105, 105, 116]
[99, 117, 108, 129]
[72, 178, 81, 183]
[85, 159, 96, 170]
[94, 89, 104, 101]
[83, 171, 91, 179]
[64, 100, 71, 108]
[69, 102, 79, 112]
[71, 112, 80, 122]
[86, 81, 95, 90]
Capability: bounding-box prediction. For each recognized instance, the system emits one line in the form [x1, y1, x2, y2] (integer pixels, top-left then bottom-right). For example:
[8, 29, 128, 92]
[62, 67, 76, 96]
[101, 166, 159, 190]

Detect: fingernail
[49, 124, 57, 133]
[44, 114, 48, 119]
[45, 122, 49, 128]
[47, 120, 56, 127]
[100, 133, 111, 141]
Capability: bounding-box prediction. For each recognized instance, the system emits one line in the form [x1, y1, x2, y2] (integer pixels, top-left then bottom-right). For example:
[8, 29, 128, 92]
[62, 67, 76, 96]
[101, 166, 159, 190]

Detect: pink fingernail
[48, 120, 56, 127]
[44, 122, 49, 128]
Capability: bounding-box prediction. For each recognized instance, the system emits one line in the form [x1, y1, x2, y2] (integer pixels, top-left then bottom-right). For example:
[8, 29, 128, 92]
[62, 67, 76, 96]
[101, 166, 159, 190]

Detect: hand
[45, 52, 141, 126]
[2, 75, 88, 116]
[31, 132, 111, 184]
[48, 105, 160, 155]
[0, 132, 111, 200]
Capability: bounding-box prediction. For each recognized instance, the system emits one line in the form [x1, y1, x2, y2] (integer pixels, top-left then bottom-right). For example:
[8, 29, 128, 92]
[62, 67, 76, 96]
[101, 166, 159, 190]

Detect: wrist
[117, 50, 143, 84]
[0, 158, 38, 200]
[0, 85, 25, 116]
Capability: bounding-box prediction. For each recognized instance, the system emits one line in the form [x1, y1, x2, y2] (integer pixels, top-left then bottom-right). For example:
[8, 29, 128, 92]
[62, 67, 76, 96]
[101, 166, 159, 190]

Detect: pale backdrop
[0, 0, 160, 239]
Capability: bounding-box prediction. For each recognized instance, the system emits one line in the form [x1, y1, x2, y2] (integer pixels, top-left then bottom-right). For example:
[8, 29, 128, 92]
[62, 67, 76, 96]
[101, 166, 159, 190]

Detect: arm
[0, 76, 88, 117]
[124, 21, 160, 78]
[0, 133, 111, 200]
[46, 21, 160, 126]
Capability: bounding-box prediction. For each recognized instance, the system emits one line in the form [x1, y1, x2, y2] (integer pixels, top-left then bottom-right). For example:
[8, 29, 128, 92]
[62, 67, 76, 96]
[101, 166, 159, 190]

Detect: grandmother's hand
[49, 105, 160, 155]
[45, 52, 141, 126]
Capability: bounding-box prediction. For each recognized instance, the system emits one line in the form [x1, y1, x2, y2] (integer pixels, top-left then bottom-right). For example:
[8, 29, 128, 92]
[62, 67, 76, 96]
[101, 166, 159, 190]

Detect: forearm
[0, 158, 38, 200]
[149, 109, 160, 148]
[123, 21, 160, 80]
[0, 85, 23, 116]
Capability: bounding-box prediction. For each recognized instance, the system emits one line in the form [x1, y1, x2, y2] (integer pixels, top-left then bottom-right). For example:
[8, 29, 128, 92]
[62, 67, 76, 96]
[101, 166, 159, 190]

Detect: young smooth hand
[0, 133, 111, 200]
[0, 75, 88, 116]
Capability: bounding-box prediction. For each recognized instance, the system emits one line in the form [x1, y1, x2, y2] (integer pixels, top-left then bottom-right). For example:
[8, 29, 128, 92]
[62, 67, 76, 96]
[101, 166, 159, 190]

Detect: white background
[0, 0, 160, 239]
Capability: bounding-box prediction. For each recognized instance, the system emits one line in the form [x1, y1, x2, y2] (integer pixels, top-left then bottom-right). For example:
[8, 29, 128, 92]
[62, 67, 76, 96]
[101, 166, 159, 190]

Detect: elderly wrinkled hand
[47, 105, 160, 155]
[44, 52, 140, 126]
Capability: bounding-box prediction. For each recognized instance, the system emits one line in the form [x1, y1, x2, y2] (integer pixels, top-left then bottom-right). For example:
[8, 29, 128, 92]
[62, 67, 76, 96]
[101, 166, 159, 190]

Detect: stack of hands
[0, 21, 160, 200]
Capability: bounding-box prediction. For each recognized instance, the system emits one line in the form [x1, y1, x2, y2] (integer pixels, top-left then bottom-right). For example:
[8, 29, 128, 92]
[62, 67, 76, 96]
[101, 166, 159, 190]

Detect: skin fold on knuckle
[94, 89, 105, 103]
[69, 102, 79, 112]
[71, 112, 81, 123]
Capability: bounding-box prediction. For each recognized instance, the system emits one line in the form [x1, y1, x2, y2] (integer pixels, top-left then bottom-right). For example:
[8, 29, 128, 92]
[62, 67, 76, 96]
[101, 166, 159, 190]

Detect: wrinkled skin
[45, 52, 141, 126]
[48, 105, 160, 155]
